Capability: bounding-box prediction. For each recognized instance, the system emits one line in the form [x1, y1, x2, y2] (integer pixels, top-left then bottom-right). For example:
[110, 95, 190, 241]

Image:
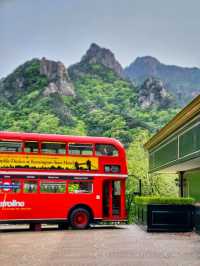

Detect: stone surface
[124, 56, 200, 106]
[40, 57, 75, 97]
[139, 77, 175, 109]
[82, 43, 123, 77]
[68, 43, 124, 79]
[0, 224, 199, 266]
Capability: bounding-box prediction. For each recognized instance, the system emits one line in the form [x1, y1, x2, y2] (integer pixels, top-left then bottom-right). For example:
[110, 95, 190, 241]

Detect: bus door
[103, 180, 124, 219]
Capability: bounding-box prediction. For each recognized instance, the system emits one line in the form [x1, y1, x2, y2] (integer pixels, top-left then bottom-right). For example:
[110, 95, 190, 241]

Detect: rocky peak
[80, 43, 123, 77]
[40, 57, 75, 97]
[134, 56, 160, 66]
[124, 56, 161, 79]
[138, 77, 174, 109]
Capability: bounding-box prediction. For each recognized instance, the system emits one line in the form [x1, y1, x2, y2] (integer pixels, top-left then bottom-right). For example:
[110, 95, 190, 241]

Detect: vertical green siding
[149, 137, 178, 170]
[184, 170, 200, 202]
[179, 123, 200, 158]
[149, 118, 200, 172]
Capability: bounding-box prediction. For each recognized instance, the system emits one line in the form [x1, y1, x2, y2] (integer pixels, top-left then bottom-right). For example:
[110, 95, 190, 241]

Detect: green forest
[0, 58, 180, 198]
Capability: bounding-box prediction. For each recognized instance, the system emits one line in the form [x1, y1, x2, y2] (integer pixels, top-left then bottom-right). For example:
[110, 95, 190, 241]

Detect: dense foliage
[134, 196, 194, 205]
[127, 130, 178, 196]
[0, 61, 179, 145]
[0, 59, 180, 202]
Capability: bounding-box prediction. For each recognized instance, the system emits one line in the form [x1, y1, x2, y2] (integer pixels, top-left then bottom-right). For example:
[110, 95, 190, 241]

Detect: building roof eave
[144, 94, 200, 150]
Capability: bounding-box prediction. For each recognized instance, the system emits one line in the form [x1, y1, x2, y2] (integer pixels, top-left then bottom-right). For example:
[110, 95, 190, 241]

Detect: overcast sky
[0, 0, 200, 77]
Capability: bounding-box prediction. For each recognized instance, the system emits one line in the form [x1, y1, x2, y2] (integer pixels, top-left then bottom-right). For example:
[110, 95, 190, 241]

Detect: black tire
[70, 208, 90, 229]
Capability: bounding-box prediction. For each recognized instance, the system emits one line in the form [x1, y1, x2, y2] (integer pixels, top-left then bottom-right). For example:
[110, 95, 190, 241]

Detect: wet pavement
[0, 224, 200, 266]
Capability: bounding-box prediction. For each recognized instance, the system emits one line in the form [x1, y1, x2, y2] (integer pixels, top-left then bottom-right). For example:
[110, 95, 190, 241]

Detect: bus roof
[0, 131, 124, 149]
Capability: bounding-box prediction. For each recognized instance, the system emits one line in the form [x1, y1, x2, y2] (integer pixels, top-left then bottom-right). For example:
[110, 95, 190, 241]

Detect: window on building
[68, 181, 93, 193]
[40, 181, 66, 193]
[0, 141, 22, 153]
[95, 144, 118, 156]
[24, 142, 39, 153]
[41, 143, 66, 154]
[68, 144, 93, 155]
[24, 181, 38, 193]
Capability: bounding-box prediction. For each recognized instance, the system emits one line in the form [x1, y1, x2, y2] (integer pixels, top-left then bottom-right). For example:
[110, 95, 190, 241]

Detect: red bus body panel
[0, 132, 127, 223]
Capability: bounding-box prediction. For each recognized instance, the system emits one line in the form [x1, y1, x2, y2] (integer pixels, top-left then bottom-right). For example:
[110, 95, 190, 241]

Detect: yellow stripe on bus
[0, 154, 99, 170]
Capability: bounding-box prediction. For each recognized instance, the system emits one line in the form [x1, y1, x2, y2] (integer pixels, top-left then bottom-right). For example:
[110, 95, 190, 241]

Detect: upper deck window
[95, 144, 119, 156]
[0, 141, 22, 153]
[69, 144, 93, 155]
[41, 142, 66, 154]
[24, 142, 39, 153]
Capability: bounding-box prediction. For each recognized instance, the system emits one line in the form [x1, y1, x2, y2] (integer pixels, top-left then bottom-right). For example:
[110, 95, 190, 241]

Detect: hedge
[134, 196, 195, 205]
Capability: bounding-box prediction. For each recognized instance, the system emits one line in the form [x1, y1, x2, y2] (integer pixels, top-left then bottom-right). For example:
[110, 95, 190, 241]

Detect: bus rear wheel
[70, 208, 90, 229]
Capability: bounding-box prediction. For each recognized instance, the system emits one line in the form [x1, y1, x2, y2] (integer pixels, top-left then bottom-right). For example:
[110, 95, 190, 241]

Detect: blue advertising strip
[0, 184, 20, 189]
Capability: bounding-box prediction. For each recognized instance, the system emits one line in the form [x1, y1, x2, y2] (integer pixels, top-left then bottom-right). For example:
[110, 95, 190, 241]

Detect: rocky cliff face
[124, 56, 200, 106]
[124, 56, 161, 79]
[82, 43, 123, 76]
[40, 57, 75, 97]
[68, 43, 123, 79]
[139, 77, 175, 109]
[0, 58, 75, 104]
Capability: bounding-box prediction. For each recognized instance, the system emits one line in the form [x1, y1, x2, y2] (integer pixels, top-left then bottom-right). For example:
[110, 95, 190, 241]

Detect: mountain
[0, 58, 75, 104]
[68, 43, 124, 79]
[0, 44, 178, 147]
[0, 57, 76, 129]
[124, 56, 200, 106]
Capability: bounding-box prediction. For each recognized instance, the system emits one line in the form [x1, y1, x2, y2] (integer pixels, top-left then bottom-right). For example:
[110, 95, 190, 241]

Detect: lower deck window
[24, 181, 37, 193]
[0, 179, 2, 193]
[68, 181, 93, 193]
[40, 181, 66, 193]
[0, 180, 21, 193]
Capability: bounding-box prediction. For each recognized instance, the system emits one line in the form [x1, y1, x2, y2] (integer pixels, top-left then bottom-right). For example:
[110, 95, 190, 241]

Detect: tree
[127, 129, 178, 196]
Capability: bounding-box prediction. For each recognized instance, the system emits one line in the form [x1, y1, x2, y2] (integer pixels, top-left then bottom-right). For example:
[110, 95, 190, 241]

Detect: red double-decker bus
[0, 132, 127, 229]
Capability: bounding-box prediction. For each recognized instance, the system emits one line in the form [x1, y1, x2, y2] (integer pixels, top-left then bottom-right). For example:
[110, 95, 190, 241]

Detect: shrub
[134, 196, 194, 205]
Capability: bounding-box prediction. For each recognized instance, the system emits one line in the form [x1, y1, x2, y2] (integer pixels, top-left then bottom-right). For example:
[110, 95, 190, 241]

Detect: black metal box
[147, 204, 194, 232]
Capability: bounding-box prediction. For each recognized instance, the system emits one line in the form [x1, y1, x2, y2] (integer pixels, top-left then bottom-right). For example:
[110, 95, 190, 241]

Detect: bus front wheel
[70, 208, 90, 229]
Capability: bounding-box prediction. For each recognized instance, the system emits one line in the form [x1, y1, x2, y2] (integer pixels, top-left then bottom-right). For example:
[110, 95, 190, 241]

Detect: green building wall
[184, 169, 200, 202]
[149, 116, 200, 172]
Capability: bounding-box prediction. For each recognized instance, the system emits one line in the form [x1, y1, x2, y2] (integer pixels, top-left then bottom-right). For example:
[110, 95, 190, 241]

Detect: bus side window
[24, 142, 39, 153]
[95, 144, 119, 156]
[24, 181, 38, 193]
[40, 181, 66, 193]
[68, 181, 93, 193]
[41, 143, 66, 154]
[68, 144, 93, 155]
[0, 141, 22, 153]
[9, 180, 21, 193]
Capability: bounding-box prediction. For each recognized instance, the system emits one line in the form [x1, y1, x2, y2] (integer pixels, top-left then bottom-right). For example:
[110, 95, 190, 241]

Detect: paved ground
[0, 224, 200, 266]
